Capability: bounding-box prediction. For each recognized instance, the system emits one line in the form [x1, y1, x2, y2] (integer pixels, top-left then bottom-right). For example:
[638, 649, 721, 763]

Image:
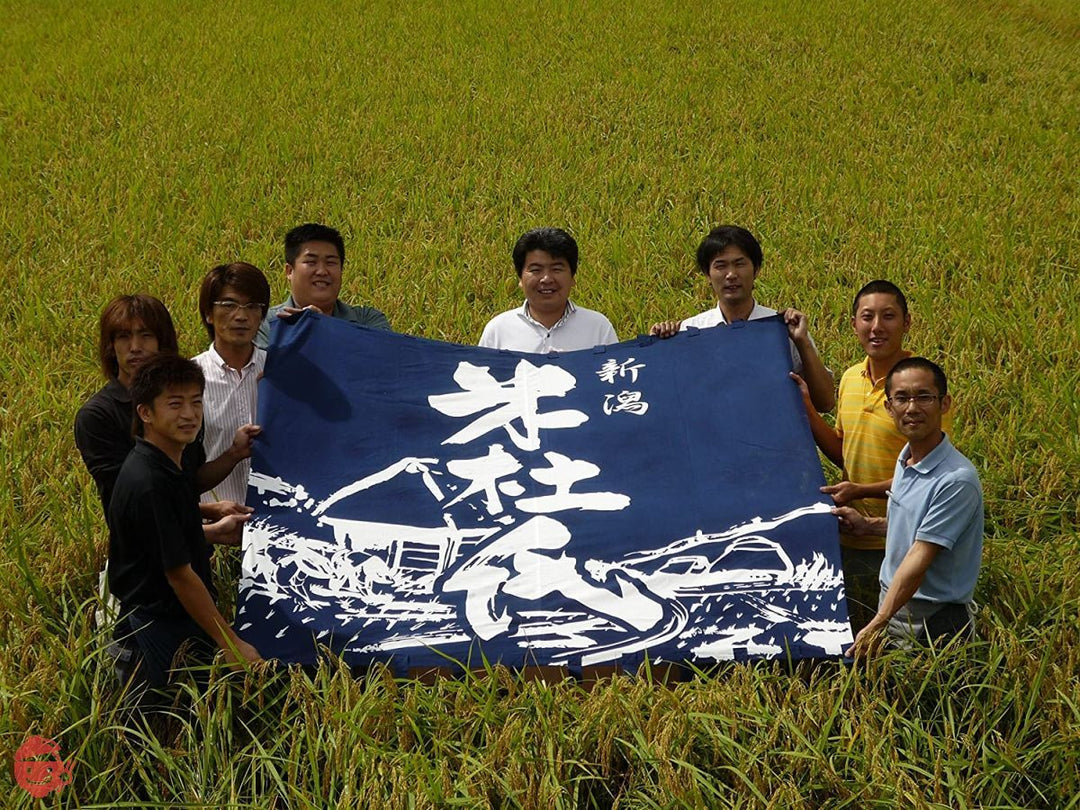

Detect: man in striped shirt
[193, 262, 271, 505]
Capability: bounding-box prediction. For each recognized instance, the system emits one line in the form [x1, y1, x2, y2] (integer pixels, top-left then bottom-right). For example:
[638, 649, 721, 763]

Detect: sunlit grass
[2, 0, 1078, 805]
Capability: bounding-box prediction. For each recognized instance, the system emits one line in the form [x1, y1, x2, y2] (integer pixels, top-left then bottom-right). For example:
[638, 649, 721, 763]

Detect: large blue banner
[238, 312, 852, 672]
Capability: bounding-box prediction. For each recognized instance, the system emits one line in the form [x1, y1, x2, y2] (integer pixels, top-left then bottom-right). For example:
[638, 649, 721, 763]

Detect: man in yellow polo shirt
[792, 281, 951, 632]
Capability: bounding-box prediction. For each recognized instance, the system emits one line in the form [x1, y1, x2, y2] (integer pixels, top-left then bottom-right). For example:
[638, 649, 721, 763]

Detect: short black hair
[512, 227, 579, 276]
[886, 356, 947, 398]
[285, 223, 346, 266]
[130, 354, 205, 437]
[695, 225, 763, 275]
[852, 280, 908, 317]
[198, 262, 271, 340]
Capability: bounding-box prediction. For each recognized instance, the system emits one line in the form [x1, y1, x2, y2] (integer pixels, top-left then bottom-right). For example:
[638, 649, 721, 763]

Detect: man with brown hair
[76, 294, 188, 512]
[74, 294, 258, 516]
[75, 294, 255, 640]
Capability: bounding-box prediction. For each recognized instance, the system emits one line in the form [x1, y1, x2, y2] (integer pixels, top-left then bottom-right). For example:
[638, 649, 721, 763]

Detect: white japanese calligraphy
[445, 444, 523, 515]
[596, 357, 645, 384]
[428, 361, 588, 451]
[603, 390, 649, 416]
[441, 515, 664, 640]
[515, 452, 630, 513]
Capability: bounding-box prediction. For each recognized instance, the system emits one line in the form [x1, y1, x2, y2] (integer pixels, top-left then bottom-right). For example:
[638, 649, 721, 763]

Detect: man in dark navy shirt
[109, 354, 261, 700]
[76, 294, 261, 640]
[75, 294, 259, 518]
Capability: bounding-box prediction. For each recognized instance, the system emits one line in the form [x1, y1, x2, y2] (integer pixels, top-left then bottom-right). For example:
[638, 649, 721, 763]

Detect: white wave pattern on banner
[241, 474, 849, 660]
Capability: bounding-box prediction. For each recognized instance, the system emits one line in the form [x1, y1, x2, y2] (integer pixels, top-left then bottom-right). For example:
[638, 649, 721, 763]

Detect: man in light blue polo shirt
[832, 357, 983, 655]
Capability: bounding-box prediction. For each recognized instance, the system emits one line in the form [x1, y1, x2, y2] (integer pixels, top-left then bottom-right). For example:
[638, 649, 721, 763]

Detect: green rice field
[2, 0, 1078, 805]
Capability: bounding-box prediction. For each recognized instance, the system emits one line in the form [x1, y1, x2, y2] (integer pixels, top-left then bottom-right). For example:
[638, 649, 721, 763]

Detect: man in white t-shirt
[193, 262, 270, 505]
[479, 227, 618, 353]
[650, 225, 835, 412]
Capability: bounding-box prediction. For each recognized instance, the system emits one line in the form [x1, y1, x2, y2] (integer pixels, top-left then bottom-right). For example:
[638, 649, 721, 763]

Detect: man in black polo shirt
[109, 354, 261, 697]
[75, 293, 259, 518]
[76, 294, 260, 638]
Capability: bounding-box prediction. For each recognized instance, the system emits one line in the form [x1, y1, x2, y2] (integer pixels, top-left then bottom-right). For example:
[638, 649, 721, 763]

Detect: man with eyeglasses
[792, 281, 952, 633]
[193, 262, 272, 505]
[832, 357, 983, 656]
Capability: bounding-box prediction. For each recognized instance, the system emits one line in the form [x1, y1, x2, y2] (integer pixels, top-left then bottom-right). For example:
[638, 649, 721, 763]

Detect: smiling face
[285, 240, 342, 314]
[853, 291, 910, 365]
[113, 319, 160, 387]
[137, 382, 204, 456]
[706, 244, 757, 317]
[885, 367, 951, 446]
[518, 249, 575, 324]
[207, 284, 263, 354]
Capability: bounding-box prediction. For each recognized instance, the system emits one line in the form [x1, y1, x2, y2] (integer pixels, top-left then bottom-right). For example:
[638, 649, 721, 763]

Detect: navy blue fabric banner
[238, 312, 852, 672]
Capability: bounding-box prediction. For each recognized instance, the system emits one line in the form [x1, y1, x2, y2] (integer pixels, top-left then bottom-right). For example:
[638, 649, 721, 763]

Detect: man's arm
[74, 402, 128, 512]
[195, 425, 261, 493]
[845, 540, 941, 658]
[165, 563, 261, 667]
[202, 512, 250, 546]
[832, 506, 887, 538]
[792, 371, 892, 505]
[822, 478, 893, 506]
[783, 309, 835, 412]
[364, 308, 392, 331]
[200, 500, 252, 522]
[790, 372, 843, 467]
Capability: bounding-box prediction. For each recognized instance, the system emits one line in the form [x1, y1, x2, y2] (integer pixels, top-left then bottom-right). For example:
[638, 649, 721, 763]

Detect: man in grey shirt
[256, 223, 390, 348]
[834, 357, 983, 656]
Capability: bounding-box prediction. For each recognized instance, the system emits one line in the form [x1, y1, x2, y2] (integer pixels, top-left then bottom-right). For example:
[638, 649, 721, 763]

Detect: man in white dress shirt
[650, 225, 835, 412]
[193, 262, 271, 505]
[479, 227, 618, 353]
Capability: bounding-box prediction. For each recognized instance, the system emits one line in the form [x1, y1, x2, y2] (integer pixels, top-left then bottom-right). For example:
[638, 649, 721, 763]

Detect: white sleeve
[478, 318, 498, 349]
